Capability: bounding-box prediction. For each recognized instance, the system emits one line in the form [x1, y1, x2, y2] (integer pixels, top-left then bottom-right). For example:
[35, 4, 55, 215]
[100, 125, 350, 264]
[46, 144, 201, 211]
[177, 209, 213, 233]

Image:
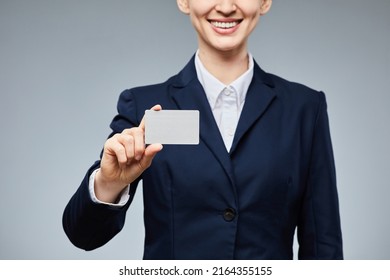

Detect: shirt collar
[195, 50, 254, 109]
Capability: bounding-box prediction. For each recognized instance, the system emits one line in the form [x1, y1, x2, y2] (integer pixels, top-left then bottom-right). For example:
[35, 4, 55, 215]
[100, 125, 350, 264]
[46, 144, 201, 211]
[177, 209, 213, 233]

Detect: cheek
[189, 9, 210, 31]
[243, 7, 261, 29]
[188, 0, 211, 18]
[189, 14, 205, 33]
[238, 0, 262, 17]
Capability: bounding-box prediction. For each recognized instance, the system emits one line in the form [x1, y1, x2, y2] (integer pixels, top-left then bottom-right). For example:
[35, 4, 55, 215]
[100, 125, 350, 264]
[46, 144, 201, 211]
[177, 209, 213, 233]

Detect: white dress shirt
[89, 52, 254, 206]
[194, 50, 254, 151]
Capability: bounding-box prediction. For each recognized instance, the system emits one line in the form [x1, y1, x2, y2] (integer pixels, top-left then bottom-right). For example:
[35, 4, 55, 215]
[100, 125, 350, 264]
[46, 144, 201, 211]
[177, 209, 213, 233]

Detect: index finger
[139, 104, 162, 130]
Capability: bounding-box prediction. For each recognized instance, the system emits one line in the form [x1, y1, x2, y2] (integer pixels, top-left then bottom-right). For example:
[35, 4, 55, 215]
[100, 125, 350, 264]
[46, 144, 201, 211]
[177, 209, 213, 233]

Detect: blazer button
[223, 208, 236, 222]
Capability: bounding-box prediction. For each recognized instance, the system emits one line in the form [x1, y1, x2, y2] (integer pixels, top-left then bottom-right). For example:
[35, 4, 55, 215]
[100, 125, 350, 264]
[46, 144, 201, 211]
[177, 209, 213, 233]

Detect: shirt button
[224, 88, 232, 96]
[223, 208, 236, 222]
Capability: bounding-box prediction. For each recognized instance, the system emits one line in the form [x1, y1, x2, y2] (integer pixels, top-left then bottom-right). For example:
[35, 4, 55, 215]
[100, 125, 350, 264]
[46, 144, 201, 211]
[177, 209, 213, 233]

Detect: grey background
[0, 0, 389, 260]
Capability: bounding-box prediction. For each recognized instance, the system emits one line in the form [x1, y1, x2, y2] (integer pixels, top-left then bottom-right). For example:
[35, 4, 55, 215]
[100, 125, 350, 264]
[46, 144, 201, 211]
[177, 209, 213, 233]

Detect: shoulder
[253, 60, 323, 101]
[114, 72, 184, 126]
[260, 69, 326, 111]
[118, 55, 193, 100]
[269, 69, 323, 97]
[253, 61, 328, 121]
[117, 57, 196, 111]
[118, 69, 181, 101]
[119, 76, 177, 101]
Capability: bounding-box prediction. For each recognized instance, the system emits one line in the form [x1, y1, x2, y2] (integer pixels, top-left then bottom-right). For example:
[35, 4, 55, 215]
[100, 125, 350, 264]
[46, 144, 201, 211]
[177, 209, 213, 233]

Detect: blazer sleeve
[62, 89, 142, 251]
[297, 92, 343, 259]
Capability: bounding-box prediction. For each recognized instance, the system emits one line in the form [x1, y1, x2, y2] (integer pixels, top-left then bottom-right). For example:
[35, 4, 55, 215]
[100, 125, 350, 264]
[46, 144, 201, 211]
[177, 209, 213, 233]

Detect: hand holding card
[145, 110, 200, 145]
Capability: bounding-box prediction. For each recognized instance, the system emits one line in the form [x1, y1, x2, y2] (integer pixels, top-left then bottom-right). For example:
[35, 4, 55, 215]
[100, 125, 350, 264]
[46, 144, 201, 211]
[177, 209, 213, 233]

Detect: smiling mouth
[209, 19, 243, 29]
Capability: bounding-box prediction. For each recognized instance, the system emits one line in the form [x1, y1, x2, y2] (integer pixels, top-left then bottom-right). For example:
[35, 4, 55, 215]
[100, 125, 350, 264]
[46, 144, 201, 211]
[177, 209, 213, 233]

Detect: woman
[63, 0, 343, 259]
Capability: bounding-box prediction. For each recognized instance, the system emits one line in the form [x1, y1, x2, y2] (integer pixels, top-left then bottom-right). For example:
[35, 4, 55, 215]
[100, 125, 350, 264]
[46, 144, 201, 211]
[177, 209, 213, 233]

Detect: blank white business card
[145, 110, 199, 145]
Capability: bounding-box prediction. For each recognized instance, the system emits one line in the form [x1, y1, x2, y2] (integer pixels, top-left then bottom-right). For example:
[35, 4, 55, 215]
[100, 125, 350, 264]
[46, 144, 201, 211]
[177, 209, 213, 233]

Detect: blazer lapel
[169, 58, 277, 183]
[170, 58, 235, 186]
[230, 63, 277, 154]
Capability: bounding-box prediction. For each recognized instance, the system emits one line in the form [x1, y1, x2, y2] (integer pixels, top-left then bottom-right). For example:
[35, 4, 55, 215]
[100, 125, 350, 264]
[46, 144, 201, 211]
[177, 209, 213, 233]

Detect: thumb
[139, 104, 162, 131]
[139, 143, 163, 170]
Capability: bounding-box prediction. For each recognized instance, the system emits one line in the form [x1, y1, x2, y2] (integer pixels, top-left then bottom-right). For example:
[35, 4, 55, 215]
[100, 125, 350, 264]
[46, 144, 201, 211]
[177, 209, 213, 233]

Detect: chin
[213, 43, 245, 54]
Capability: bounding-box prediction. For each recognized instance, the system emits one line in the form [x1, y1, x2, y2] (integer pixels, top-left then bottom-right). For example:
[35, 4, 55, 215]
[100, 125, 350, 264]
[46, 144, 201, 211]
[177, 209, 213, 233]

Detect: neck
[197, 46, 249, 85]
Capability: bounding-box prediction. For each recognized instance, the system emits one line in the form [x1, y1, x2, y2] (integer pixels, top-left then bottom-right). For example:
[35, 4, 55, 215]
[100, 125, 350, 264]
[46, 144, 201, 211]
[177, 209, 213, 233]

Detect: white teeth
[211, 21, 238, 29]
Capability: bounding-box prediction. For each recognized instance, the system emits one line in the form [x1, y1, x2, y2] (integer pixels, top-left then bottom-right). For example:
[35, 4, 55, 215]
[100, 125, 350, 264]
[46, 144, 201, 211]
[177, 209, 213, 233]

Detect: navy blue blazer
[63, 57, 343, 259]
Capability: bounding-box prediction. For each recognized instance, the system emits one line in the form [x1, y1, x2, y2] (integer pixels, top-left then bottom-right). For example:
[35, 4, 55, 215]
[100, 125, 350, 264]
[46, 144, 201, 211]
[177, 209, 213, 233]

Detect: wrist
[94, 169, 126, 204]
